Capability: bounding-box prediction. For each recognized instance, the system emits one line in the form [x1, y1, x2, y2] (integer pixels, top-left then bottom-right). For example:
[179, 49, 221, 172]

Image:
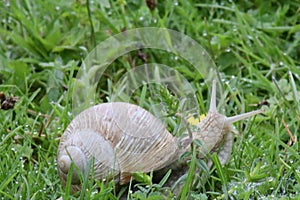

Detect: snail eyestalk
[208, 79, 218, 113]
[226, 109, 264, 124]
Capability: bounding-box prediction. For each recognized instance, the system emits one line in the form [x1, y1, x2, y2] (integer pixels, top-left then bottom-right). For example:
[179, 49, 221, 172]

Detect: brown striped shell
[57, 80, 264, 192]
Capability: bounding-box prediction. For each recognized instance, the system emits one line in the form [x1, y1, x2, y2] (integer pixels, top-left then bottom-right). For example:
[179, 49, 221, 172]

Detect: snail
[57, 80, 264, 192]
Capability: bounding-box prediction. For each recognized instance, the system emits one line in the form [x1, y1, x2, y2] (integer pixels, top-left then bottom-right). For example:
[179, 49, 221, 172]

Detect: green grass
[0, 0, 300, 199]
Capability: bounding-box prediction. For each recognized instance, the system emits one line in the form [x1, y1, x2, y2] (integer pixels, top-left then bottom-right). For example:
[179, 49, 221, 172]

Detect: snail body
[57, 80, 263, 191]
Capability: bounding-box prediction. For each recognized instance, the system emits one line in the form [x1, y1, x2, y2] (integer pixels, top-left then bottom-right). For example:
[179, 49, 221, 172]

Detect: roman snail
[57, 80, 264, 192]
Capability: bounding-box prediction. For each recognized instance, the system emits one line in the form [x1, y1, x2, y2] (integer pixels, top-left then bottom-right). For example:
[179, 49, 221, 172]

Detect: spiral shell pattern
[57, 102, 179, 190]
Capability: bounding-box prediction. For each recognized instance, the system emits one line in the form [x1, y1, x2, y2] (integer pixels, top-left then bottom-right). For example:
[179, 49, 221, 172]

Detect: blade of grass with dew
[179, 144, 197, 200]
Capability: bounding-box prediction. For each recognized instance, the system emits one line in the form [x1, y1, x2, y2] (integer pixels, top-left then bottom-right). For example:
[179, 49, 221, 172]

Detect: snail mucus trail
[57, 80, 264, 192]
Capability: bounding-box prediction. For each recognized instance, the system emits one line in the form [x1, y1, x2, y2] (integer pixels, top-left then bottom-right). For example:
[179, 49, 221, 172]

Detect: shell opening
[58, 146, 88, 184]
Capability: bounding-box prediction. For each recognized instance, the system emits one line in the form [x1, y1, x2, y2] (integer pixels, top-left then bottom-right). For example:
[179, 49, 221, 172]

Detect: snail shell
[57, 102, 179, 191]
[57, 80, 264, 192]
